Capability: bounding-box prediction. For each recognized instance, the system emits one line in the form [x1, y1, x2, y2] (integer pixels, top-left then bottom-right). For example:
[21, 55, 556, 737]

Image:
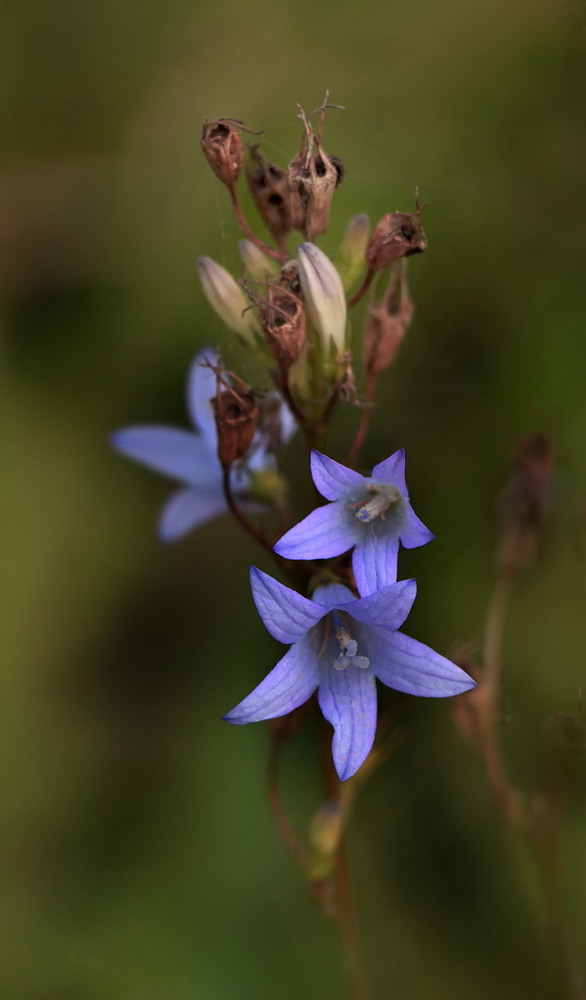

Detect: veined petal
[318, 661, 377, 781]
[224, 634, 319, 723]
[341, 579, 417, 630]
[352, 532, 400, 597]
[312, 583, 356, 608]
[369, 630, 476, 697]
[310, 451, 365, 501]
[371, 449, 408, 494]
[158, 487, 227, 542]
[250, 567, 326, 644]
[401, 507, 435, 549]
[111, 426, 218, 485]
[186, 348, 219, 445]
[274, 503, 357, 560]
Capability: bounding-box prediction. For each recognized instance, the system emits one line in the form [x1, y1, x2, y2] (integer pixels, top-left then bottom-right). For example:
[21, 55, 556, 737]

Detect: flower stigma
[331, 611, 370, 671]
[353, 483, 401, 523]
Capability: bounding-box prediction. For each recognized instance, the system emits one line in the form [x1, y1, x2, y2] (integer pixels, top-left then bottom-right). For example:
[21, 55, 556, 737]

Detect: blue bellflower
[225, 568, 475, 781]
[111, 349, 294, 542]
[274, 450, 434, 596]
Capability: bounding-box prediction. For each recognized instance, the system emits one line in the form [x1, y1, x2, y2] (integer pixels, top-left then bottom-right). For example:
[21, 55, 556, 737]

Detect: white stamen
[333, 626, 370, 672]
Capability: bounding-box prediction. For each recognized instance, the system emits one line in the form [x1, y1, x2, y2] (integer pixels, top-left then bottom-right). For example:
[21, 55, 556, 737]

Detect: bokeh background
[2, 0, 586, 996]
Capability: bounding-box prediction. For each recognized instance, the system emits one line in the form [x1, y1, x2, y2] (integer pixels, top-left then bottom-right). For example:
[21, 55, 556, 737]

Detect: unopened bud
[337, 213, 370, 291]
[212, 380, 259, 468]
[365, 202, 427, 272]
[363, 262, 414, 376]
[196, 256, 260, 345]
[200, 118, 246, 189]
[245, 145, 292, 243]
[495, 432, 555, 575]
[238, 240, 278, 280]
[308, 801, 345, 880]
[297, 243, 347, 355]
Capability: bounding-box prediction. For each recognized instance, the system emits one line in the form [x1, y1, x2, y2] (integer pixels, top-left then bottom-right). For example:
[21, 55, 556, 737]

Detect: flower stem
[345, 372, 377, 469]
[347, 268, 375, 308]
[228, 184, 288, 264]
[267, 734, 308, 870]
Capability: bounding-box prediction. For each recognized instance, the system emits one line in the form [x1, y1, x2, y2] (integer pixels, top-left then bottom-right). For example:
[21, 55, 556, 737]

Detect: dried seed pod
[363, 262, 414, 376]
[245, 145, 292, 242]
[260, 285, 306, 371]
[496, 431, 555, 575]
[287, 99, 344, 240]
[365, 196, 427, 272]
[212, 372, 259, 468]
[200, 118, 247, 189]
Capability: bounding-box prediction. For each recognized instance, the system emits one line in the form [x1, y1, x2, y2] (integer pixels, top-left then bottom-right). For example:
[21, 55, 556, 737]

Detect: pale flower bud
[336, 213, 370, 292]
[196, 256, 260, 344]
[297, 243, 347, 355]
[238, 240, 278, 281]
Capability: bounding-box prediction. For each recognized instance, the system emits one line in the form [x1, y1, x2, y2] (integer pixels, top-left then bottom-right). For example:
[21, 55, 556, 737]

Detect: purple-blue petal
[400, 506, 435, 549]
[368, 629, 476, 697]
[341, 579, 417, 630]
[250, 567, 326, 644]
[224, 634, 319, 723]
[318, 662, 377, 781]
[186, 348, 219, 444]
[371, 449, 408, 494]
[310, 451, 366, 501]
[158, 487, 227, 542]
[274, 503, 358, 560]
[312, 583, 356, 608]
[111, 426, 218, 486]
[352, 532, 400, 597]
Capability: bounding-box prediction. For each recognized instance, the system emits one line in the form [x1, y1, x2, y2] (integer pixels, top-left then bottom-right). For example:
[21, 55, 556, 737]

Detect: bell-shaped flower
[274, 450, 433, 595]
[111, 348, 294, 542]
[297, 243, 347, 355]
[225, 569, 475, 781]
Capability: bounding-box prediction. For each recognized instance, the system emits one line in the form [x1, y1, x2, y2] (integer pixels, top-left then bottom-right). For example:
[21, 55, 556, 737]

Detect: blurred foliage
[1, 0, 586, 996]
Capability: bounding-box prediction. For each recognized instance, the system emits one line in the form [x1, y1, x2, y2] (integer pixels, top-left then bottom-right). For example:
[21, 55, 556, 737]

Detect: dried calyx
[288, 96, 345, 241]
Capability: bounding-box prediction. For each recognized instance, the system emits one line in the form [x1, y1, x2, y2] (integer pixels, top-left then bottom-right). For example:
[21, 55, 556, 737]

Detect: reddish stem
[228, 185, 288, 264]
[347, 268, 375, 308]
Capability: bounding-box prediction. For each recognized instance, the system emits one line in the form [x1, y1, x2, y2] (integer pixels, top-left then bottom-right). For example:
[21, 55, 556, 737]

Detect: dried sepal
[245, 145, 292, 243]
[365, 192, 427, 272]
[244, 279, 306, 374]
[363, 261, 414, 376]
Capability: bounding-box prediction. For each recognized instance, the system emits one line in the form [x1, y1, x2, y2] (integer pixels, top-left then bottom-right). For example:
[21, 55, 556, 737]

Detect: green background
[2, 0, 586, 996]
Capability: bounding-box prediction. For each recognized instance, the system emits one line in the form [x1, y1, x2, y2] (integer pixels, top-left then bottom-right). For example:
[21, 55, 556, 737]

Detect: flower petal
[186, 348, 219, 444]
[400, 506, 435, 548]
[274, 503, 357, 560]
[341, 579, 417, 630]
[352, 532, 400, 597]
[224, 634, 319, 723]
[111, 426, 218, 485]
[312, 583, 356, 608]
[371, 449, 408, 494]
[368, 630, 476, 697]
[158, 487, 227, 542]
[310, 451, 365, 501]
[318, 662, 377, 781]
[250, 567, 326, 644]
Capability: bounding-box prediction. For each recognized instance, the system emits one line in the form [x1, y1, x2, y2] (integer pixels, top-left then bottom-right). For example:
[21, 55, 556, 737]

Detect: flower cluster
[112, 98, 474, 783]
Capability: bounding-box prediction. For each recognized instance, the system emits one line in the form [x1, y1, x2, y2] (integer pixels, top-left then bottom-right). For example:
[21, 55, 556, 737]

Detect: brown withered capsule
[212, 376, 259, 468]
[245, 145, 292, 243]
[363, 262, 414, 376]
[201, 118, 246, 189]
[261, 285, 306, 371]
[495, 431, 555, 575]
[365, 197, 427, 273]
[288, 100, 344, 241]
